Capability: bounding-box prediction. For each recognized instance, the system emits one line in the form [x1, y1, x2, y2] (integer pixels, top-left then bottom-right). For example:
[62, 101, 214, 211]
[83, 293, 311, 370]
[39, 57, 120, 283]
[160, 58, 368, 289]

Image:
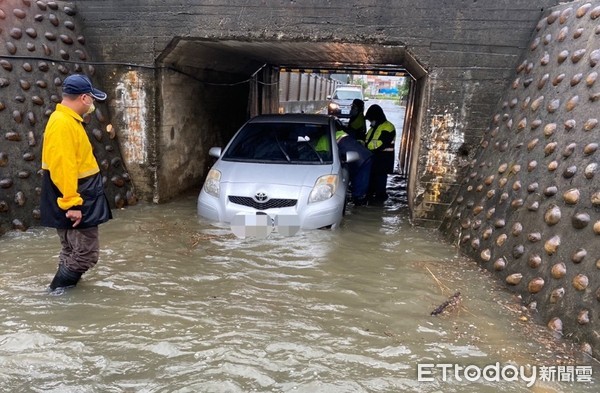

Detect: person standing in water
[364, 104, 396, 203]
[40, 74, 112, 293]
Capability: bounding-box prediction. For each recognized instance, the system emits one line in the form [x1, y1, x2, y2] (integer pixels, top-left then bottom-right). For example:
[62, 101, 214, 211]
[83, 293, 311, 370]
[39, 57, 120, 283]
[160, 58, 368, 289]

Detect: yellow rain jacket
[40, 104, 111, 228]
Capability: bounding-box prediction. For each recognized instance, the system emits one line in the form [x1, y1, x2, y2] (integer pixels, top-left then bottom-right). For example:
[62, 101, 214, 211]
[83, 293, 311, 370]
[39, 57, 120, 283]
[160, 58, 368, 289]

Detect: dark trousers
[350, 158, 373, 200]
[369, 171, 388, 198]
[368, 151, 393, 198]
[56, 227, 100, 273]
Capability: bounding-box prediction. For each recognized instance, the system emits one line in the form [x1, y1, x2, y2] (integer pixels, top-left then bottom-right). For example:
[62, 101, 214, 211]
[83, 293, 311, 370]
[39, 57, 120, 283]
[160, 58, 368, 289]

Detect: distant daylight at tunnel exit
[1, 0, 600, 386]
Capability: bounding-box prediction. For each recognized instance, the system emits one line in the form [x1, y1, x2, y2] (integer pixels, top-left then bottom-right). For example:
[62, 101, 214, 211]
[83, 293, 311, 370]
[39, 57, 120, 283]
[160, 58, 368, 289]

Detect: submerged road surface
[0, 181, 597, 392]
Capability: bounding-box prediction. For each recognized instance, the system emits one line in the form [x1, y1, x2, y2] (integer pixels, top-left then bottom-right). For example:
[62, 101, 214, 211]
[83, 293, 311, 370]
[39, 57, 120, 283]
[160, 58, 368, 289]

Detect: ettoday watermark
[417, 362, 593, 387]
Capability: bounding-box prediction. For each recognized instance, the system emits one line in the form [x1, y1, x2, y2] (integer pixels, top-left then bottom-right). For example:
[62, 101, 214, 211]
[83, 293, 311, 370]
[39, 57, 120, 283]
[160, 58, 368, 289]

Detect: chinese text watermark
[417, 362, 593, 387]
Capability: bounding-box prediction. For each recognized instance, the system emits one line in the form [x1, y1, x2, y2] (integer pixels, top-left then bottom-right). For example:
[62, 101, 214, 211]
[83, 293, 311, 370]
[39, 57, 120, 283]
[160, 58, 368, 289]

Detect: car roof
[247, 113, 334, 125]
[336, 85, 362, 89]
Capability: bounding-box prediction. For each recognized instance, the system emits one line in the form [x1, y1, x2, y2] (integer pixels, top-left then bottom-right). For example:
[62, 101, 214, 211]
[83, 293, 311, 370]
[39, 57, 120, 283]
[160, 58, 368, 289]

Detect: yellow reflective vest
[347, 113, 366, 141]
[365, 120, 395, 151]
[315, 130, 348, 152]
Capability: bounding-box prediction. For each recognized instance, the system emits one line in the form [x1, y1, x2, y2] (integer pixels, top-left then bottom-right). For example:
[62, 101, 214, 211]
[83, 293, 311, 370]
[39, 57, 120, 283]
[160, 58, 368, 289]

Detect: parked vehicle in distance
[327, 85, 364, 120]
[197, 114, 359, 234]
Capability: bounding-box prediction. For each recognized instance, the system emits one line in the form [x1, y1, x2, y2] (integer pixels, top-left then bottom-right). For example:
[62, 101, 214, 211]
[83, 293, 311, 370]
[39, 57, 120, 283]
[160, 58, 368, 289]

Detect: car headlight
[328, 102, 339, 111]
[309, 175, 338, 203]
[203, 169, 221, 197]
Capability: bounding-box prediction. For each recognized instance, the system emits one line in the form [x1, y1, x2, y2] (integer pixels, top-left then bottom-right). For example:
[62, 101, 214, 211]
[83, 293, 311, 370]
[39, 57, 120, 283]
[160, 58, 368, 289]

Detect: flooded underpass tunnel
[1, 0, 600, 390]
[152, 39, 425, 205]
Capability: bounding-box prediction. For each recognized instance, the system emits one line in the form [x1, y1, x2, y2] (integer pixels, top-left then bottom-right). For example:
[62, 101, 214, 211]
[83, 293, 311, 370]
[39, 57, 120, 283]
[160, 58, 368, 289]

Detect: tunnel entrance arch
[155, 39, 427, 214]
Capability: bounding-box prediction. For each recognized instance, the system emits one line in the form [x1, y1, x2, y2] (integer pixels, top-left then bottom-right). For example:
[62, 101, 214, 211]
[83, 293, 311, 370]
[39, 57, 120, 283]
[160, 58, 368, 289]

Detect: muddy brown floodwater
[1, 178, 598, 392]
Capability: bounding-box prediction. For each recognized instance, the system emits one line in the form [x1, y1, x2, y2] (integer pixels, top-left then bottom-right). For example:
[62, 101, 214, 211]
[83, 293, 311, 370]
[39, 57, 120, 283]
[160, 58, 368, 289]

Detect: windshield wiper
[303, 140, 324, 164]
[275, 135, 291, 162]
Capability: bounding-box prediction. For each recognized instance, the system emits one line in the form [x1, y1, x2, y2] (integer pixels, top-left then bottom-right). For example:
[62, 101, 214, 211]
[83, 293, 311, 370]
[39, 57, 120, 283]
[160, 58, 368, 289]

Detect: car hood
[217, 161, 334, 187]
[332, 98, 354, 105]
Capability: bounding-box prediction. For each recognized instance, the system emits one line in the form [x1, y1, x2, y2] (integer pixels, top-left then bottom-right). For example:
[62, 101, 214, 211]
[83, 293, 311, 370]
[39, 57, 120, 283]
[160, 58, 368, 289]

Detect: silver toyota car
[197, 114, 358, 233]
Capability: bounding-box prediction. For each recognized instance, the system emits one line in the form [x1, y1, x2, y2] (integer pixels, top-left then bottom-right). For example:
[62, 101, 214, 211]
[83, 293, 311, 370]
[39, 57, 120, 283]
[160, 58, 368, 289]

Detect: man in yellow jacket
[40, 74, 112, 293]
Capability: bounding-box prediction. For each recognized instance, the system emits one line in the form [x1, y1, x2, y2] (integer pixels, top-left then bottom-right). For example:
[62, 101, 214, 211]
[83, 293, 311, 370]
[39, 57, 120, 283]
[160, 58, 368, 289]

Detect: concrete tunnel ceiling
[158, 39, 424, 78]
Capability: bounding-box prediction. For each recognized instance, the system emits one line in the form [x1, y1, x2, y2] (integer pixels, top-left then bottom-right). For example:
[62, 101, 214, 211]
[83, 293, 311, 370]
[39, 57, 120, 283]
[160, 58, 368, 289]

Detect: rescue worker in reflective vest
[364, 104, 396, 202]
[345, 99, 367, 143]
[315, 128, 372, 206]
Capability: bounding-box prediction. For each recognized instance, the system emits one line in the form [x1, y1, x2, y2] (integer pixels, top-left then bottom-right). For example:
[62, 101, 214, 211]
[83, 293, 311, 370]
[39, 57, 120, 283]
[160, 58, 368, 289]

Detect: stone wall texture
[442, 2, 600, 358]
[0, 0, 136, 235]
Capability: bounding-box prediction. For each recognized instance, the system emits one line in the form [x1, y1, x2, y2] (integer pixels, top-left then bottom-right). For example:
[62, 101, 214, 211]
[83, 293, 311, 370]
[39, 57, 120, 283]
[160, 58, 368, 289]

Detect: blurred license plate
[230, 213, 300, 238]
[341, 108, 350, 114]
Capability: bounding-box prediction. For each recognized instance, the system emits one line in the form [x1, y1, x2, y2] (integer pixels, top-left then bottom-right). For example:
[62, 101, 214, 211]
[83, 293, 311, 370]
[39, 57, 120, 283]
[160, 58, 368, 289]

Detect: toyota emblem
[254, 192, 268, 202]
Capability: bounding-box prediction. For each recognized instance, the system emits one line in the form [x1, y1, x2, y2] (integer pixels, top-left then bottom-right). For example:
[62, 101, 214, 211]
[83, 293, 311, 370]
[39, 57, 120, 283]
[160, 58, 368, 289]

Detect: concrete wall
[107, 69, 156, 201]
[157, 67, 249, 201]
[442, 1, 600, 357]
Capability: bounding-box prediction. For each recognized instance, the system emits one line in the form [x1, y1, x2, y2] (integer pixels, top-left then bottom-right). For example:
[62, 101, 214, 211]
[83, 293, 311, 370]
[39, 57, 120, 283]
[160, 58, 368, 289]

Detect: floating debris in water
[430, 291, 462, 316]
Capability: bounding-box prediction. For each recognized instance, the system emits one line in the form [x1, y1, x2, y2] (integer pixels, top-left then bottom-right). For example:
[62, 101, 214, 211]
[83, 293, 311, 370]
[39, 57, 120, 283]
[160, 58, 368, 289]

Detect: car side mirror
[345, 151, 360, 163]
[208, 147, 222, 158]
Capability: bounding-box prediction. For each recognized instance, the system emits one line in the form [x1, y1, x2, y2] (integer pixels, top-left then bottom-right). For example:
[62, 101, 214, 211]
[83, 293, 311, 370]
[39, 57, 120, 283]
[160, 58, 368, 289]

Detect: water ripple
[0, 195, 596, 392]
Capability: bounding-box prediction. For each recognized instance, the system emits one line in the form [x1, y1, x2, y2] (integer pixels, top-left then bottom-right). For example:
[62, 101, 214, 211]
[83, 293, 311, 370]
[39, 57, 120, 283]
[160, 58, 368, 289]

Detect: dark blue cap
[62, 74, 107, 101]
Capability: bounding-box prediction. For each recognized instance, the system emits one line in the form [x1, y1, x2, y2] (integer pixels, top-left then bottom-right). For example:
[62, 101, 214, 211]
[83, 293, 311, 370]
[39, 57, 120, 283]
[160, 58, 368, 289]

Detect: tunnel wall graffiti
[442, 1, 600, 357]
[0, 0, 136, 235]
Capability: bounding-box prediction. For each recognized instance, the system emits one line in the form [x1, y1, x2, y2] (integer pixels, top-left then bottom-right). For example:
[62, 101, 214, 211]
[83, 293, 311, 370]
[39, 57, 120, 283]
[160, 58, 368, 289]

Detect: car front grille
[228, 196, 297, 210]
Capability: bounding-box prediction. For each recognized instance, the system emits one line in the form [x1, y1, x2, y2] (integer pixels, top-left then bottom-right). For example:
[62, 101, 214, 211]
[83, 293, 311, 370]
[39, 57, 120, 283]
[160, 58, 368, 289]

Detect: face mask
[369, 120, 378, 128]
[85, 103, 96, 115]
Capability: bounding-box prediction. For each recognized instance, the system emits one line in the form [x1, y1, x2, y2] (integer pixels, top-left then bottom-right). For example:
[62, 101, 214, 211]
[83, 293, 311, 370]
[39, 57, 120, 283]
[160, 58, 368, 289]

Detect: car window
[223, 122, 334, 164]
[333, 89, 363, 100]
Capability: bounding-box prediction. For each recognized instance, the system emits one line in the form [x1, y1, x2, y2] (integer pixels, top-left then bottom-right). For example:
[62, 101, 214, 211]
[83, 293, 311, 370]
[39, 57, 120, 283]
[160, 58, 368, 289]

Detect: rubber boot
[49, 264, 83, 291]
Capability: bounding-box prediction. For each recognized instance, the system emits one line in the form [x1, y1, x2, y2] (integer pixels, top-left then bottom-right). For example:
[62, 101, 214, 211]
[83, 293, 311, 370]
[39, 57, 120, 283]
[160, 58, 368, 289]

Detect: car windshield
[223, 122, 334, 164]
[333, 89, 362, 100]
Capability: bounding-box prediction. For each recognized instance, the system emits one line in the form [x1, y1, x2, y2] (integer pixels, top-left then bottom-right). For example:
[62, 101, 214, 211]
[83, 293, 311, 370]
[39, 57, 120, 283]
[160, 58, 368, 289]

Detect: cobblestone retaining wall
[443, 1, 600, 357]
[0, 0, 136, 235]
